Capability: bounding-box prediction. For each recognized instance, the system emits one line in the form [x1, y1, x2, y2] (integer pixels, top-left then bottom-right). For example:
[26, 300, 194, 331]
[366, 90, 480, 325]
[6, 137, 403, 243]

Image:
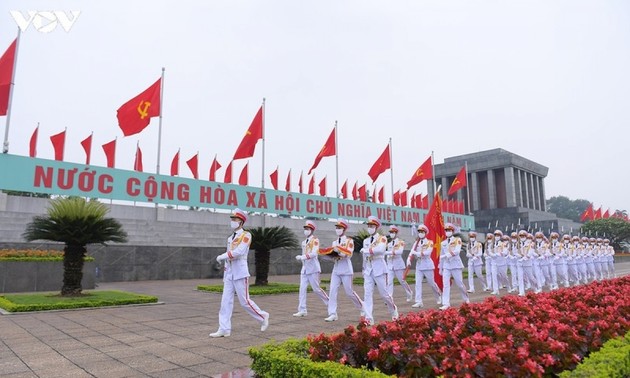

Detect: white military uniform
[439, 235, 469, 308]
[466, 239, 486, 292]
[216, 229, 269, 334]
[606, 243, 615, 278]
[295, 236, 329, 315]
[484, 238, 494, 292]
[385, 236, 413, 301]
[361, 233, 398, 323]
[323, 235, 364, 319]
[551, 239, 569, 288]
[407, 236, 442, 306]
[517, 237, 538, 296]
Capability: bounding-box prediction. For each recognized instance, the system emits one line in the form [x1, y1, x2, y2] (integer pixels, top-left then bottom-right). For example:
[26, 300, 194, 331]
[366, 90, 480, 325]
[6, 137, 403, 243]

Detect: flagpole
[334, 120, 339, 197]
[156, 67, 165, 174]
[465, 161, 471, 215]
[431, 150, 437, 196]
[3, 29, 20, 154]
[261, 98, 266, 228]
[88, 131, 93, 165]
[62, 127, 67, 160]
[389, 137, 394, 204]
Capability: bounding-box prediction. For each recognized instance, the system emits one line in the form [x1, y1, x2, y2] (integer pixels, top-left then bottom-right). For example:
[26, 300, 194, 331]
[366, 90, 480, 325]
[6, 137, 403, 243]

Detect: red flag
[410, 192, 416, 208]
[393, 190, 400, 206]
[0, 38, 17, 116]
[29, 126, 38, 158]
[459, 200, 465, 214]
[414, 193, 423, 209]
[102, 139, 116, 168]
[50, 130, 66, 161]
[298, 171, 303, 193]
[400, 190, 408, 207]
[358, 184, 367, 202]
[308, 175, 315, 195]
[134, 144, 143, 172]
[378, 186, 384, 203]
[425, 192, 446, 290]
[285, 169, 291, 192]
[224, 161, 233, 183]
[209, 155, 221, 181]
[580, 203, 593, 222]
[80, 134, 92, 165]
[319, 176, 327, 196]
[603, 209, 610, 219]
[340, 179, 348, 199]
[407, 156, 433, 189]
[367, 144, 391, 182]
[186, 153, 199, 179]
[239, 162, 249, 185]
[270, 166, 279, 190]
[422, 195, 428, 209]
[594, 207, 602, 220]
[233, 106, 263, 160]
[447, 166, 467, 196]
[170, 150, 180, 176]
[352, 181, 358, 200]
[308, 127, 336, 174]
[116, 78, 161, 137]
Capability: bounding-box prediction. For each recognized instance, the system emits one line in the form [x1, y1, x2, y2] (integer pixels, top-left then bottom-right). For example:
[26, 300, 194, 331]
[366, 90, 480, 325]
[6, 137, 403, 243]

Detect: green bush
[197, 282, 326, 295]
[249, 339, 391, 378]
[0, 291, 158, 313]
[559, 330, 630, 378]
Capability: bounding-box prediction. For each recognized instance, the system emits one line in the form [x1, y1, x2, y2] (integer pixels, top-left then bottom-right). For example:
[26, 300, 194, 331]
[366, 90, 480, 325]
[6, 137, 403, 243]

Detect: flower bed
[307, 277, 630, 377]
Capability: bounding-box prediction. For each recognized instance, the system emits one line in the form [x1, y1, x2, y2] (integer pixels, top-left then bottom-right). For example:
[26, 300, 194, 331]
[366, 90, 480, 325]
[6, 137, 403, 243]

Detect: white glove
[295, 255, 304, 261]
[216, 253, 228, 262]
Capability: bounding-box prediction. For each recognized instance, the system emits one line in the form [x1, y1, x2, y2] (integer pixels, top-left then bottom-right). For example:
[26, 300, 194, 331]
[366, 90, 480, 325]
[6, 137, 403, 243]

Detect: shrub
[0, 249, 94, 261]
[559, 330, 630, 378]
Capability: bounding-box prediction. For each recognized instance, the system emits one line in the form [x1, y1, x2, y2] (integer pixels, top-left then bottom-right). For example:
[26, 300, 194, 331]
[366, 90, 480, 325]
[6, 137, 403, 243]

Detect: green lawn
[0, 290, 158, 313]
[197, 282, 327, 295]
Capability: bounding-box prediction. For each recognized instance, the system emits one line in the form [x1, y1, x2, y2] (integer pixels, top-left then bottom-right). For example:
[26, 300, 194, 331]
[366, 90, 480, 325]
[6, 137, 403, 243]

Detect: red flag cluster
[580, 204, 629, 223]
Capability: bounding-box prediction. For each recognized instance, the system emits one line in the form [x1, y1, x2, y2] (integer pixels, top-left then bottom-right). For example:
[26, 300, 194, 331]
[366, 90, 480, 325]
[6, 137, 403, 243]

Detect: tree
[22, 197, 127, 296]
[546, 196, 591, 222]
[581, 218, 630, 252]
[248, 226, 299, 286]
[351, 229, 370, 254]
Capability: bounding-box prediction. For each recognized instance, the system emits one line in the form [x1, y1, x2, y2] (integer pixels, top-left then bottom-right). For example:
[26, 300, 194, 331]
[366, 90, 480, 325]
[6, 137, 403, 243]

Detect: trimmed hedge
[197, 282, 326, 295]
[0, 249, 94, 262]
[0, 290, 158, 312]
[249, 339, 391, 378]
[559, 330, 630, 378]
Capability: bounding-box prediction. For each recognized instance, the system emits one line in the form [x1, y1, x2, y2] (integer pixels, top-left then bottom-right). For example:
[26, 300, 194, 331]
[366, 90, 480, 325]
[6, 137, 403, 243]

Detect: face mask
[445, 231, 453, 237]
[511, 238, 517, 243]
[335, 229, 344, 236]
[536, 238, 542, 242]
[389, 233, 396, 239]
[470, 237, 476, 242]
[418, 232, 426, 238]
[367, 227, 376, 235]
[230, 220, 240, 229]
[520, 237, 526, 241]
[303, 230, 311, 237]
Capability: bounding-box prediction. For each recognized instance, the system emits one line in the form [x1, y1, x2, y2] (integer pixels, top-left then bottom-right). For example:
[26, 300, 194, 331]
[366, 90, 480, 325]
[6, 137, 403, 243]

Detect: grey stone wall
[0, 260, 94, 293]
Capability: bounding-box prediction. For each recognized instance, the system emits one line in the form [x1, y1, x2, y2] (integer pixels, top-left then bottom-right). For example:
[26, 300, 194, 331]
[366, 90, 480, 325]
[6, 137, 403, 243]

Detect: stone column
[522, 171, 530, 209]
[539, 177, 546, 211]
[528, 173, 536, 210]
[441, 177, 449, 198]
[471, 172, 479, 211]
[487, 169, 497, 209]
[504, 166, 517, 207]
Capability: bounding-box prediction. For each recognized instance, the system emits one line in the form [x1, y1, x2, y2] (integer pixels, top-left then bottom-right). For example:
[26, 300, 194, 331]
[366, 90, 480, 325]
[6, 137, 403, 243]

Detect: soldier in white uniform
[508, 232, 519, 291]
[210, 208, 270, 338]
[385, 225, 413, 302]
[293, 220, 329, 317]
[466, 231, 486, 293]
[551, 234, 569, 288]
[321, 218, 364, 322]
[516, 230, 538, 296]
[407, 224, 442, 308]
[533, 232, 546, 292]
[484, 233, 494, 292]
[439, 223, 469, 310]
[604, 239, 615, 278]
[596, 238, 609, 279]
[360, 216, 399, 324]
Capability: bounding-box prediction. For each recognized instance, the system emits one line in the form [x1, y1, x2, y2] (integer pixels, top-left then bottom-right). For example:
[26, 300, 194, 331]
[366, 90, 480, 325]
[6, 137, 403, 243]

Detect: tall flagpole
[431, 150, 437, 197]
[465, 160, 471, 215]
[156, 67, 165, 174]
[62, 127, 67, 160]
[389, 137, 394, 204]
[3, 29, 21, 154]
[261, 98, 266, 189]
[334, 120, 339, 197]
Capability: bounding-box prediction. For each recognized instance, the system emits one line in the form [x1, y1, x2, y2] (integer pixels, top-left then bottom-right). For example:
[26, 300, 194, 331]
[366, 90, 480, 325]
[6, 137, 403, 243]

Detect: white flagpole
[156, 67, 165, 174]
[334, 120, 339, 197]
[261, 98, 266, 189]
[62, 127, 67, 161]
[3, 29, 21, 154]
[389, 137, 394, 204]
[431, 150, 437, 196]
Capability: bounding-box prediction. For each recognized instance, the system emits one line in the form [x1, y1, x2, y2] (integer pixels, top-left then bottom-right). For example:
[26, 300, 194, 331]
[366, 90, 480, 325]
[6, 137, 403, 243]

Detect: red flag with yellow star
[116, 78, 161, 137]
[308, 127, 336, 174]
[233, 106, 263, 160]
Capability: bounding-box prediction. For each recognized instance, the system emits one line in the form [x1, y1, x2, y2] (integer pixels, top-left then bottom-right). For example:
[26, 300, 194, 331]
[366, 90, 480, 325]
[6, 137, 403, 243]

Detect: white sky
[1, 0, 629, 212]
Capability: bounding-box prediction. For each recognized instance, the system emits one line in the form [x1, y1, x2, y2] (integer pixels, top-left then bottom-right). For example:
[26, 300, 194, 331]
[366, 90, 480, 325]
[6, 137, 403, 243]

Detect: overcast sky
[1, 0, 628, 212]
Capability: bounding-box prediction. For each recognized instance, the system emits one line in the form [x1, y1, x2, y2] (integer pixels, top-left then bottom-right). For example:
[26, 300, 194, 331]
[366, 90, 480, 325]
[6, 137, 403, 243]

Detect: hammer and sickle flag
[117, 78, 161, 137]
[406, 155, 433, 189]
[447, 166, 467, 196]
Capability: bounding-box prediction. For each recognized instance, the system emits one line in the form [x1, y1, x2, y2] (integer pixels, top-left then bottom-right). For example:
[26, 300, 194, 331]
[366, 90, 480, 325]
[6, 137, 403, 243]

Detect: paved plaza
[1, 262, 629, 377]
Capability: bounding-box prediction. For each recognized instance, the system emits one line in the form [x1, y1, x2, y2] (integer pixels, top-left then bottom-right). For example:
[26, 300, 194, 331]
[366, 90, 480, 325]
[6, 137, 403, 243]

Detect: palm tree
[248, 226, 299, 286]
[23, 197, 127, 296]
[351, 229, 370, 254]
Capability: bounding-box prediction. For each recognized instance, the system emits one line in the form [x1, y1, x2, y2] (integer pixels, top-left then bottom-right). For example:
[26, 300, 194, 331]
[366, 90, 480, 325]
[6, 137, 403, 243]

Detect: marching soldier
[439, 223, 469, 310]
[360, 216, 398, 324]
[466, 231, 486, 293]
[604, 239, 615, 278]
[508, 232, 519, 291]
[533, 232, 546, 292]
[551, 234, 569, 288]
[320, 218, 364, 322]
[484, 233, 494, 292]
[516, 230, 537, 296]
[210, 208, 270, 338]
[407, 224, 442, 308]
[293, 220, 329, 317]
[385, 225, 413, 302]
